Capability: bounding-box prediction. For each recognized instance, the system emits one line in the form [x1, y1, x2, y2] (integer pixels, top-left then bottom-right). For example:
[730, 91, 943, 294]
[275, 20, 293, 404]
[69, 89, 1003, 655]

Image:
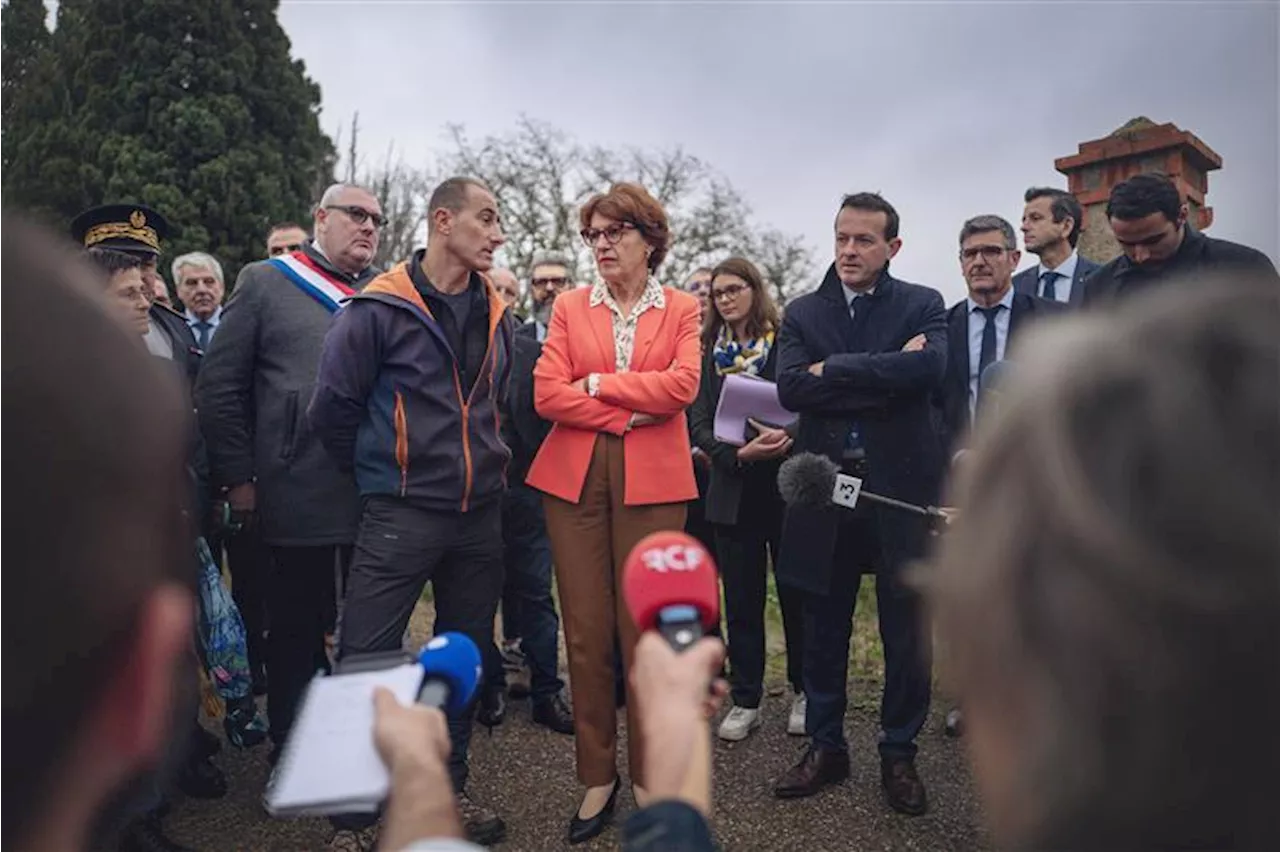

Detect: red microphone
[622, 530, 720, 652]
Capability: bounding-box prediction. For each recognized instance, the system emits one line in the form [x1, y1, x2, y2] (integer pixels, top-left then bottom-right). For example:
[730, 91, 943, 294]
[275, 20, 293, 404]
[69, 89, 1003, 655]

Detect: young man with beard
[1083, 172, 1278, 306]
[482, 253, 577, 733]
[309, 176, 515, 846]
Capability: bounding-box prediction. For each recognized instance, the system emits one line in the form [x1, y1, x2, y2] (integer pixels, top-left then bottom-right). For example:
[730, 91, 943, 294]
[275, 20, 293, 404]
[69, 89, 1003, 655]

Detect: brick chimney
[1055, 117, 1223, 264]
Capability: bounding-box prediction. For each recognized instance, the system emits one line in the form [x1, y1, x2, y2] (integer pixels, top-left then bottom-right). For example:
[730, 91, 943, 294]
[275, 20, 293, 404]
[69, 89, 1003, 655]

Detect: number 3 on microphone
[640, 544, 705, 573]
[832, 473, 863, 509]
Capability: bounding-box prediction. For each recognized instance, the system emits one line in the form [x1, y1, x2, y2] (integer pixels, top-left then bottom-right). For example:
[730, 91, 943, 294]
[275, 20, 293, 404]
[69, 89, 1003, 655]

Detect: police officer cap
[70, 203, 170, 256]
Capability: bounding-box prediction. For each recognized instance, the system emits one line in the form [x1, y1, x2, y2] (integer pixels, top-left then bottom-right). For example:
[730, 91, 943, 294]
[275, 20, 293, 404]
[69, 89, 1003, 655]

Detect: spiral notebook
[264, 663, 423, 817]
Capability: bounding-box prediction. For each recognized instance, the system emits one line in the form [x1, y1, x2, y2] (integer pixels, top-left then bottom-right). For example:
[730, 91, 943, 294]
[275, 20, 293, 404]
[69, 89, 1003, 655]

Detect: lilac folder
[713, 373, 798, 446]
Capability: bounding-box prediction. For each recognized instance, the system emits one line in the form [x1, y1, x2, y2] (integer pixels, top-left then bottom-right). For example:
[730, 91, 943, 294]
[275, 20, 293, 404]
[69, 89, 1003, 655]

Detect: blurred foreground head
[927, 274, 1280, 850]
[2, 220, 194, 850]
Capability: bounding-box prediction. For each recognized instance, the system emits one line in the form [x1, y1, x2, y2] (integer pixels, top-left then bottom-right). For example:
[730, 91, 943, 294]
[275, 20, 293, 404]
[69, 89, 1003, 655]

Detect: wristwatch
[586, 373, 601, 398]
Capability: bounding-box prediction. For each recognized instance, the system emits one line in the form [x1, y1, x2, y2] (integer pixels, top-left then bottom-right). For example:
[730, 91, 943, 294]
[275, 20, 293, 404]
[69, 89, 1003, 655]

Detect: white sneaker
[717, 706, 762, 741]
[787, 693, 808, 736]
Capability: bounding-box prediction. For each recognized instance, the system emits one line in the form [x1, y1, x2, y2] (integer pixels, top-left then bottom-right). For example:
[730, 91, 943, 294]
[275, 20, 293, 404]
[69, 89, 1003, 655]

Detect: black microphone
[777, 452, 948, 519]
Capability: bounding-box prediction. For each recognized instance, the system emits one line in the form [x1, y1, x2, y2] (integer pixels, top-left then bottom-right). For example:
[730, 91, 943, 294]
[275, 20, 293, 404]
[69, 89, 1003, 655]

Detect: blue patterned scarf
[712, 325, 774, 376]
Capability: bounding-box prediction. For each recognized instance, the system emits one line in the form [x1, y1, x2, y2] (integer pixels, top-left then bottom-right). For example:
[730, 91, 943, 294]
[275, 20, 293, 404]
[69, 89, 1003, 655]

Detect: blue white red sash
[269, 251, 356, 314]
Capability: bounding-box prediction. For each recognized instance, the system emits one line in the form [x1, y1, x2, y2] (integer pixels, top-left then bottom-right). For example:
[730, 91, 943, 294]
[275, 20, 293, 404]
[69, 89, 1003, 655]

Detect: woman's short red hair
[579, 182, 671, 272]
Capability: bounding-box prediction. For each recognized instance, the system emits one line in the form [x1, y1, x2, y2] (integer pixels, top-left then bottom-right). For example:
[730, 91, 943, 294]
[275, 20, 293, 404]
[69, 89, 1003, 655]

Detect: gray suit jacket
[195, 243, 379, 547]
[1012, 253, 1100, 307]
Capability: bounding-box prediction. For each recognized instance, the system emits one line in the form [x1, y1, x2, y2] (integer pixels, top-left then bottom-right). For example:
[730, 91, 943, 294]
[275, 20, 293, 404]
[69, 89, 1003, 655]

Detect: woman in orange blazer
[526, 182, 701, 844]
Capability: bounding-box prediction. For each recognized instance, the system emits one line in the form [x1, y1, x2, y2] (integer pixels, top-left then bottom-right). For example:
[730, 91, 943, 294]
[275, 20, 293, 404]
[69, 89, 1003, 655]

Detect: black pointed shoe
[568, 779, 619, 845]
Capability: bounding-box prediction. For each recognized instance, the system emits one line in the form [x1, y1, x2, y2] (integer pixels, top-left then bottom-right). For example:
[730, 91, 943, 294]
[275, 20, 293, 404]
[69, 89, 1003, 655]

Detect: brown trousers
[543, 434, 687, 788]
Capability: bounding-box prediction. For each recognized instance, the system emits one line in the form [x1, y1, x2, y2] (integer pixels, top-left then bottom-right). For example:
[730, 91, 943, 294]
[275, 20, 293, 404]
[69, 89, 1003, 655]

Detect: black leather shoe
[175, 755, 227, 799]
[477, 685, 506, 729]
[881, 755, 929, 816]
[532, 691, 575, 735]
[568, 779, 619, 845]
[773, 746, 850, 799]
[118, 815, 193, 852]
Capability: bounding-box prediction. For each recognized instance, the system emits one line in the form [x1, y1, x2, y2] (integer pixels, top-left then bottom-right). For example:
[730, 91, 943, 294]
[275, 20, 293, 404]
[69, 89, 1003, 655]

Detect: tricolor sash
[270, 252, 357, 314]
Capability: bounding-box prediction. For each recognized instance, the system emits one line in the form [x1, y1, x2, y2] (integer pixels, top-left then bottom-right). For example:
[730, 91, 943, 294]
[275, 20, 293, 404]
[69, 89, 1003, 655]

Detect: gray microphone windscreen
[979, 360, 1013, 395]
[776, 452, 839, 507]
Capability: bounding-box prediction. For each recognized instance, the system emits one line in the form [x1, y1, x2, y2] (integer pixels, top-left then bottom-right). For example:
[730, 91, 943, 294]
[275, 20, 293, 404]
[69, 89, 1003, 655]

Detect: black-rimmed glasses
[326, 205, 387, 229]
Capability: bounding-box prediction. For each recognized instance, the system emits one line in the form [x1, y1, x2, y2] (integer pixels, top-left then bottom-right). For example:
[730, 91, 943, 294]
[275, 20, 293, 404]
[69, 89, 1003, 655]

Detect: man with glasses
[266, 221, 310, 258]
[940, 215, 1065, 461]
[1083, 172, 1277, 306]
[195, 185, 383, 808]
[483, 253, 577, 733]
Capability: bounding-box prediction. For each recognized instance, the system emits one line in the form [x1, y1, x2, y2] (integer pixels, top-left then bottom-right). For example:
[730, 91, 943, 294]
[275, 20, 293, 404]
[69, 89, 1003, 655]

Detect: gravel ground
[160, 601, 991, 851]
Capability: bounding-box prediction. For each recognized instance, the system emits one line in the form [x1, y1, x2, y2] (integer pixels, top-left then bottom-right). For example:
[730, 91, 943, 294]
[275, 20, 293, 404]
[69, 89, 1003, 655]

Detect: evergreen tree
[2, 0, 335, 284]
[0, 0, 50, 188]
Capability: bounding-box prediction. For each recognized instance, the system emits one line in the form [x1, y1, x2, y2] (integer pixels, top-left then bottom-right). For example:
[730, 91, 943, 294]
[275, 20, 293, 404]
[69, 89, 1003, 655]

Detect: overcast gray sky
[279, 1, 1278, 304]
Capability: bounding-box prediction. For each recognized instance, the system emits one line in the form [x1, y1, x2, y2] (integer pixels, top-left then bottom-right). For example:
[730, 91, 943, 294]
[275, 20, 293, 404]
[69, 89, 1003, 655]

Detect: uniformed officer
[70, 204, 202, 383]
[70, 204, 228, 852]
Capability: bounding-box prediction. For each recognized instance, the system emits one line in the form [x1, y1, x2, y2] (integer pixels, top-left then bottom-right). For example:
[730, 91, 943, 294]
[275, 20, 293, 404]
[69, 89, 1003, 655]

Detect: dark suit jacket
[505, 322, 552, 483]
[151, 301, 202, 386]
[688, 341, 784, 526]
[1011, 253, 1100, 307]
[774, 265, 947, 594]
[1083, 226, 1278, 307]
[937, 291, 1066, 458]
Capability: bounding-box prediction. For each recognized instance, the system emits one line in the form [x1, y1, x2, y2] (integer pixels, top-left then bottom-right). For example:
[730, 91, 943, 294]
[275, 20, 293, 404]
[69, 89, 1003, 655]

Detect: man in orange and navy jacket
[308, 177, 514, 845]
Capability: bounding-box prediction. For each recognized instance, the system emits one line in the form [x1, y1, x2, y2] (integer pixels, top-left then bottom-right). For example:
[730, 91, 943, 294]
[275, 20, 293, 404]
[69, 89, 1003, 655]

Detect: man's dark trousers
[268, 544, 350, 747]
[223, 525, 272, 679]
[340, 495, 505, 791]
[804, 503, 931, 758]
[489, 482, 564, 699]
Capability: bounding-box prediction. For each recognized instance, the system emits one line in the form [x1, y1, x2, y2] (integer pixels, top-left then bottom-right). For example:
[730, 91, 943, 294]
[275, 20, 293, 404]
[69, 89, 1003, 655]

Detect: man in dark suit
[940, 215, 1066, 460]
[480, 258, 575, 734]
[773, 192, 947, 816]
[1012, 187, 1100, 307]
[1084, 172, 1278, 306]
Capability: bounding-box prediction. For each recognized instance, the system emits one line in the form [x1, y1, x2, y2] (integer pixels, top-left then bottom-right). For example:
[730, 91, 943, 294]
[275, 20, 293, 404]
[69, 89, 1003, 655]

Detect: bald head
[490, 267, 520, 308]
[313, 183, 382, 276]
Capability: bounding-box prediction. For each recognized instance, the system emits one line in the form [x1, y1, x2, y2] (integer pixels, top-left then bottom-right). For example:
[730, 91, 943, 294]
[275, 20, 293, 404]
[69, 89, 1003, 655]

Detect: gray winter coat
[195, 243, 379, 546]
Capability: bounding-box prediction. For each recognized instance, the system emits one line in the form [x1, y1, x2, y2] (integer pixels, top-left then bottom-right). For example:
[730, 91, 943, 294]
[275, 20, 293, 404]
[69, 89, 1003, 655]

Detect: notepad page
[266, 663, 422, 815]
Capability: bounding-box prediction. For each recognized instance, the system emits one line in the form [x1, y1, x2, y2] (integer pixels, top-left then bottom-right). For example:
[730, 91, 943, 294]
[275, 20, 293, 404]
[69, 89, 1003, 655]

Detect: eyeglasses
[269, 243, 303, 257]
[711, 283, 749, 302]
[326, 205, 387, 229]
[580, 222, 636, 247]
[960, 245, 1012, 262]
[532, 276, 569, 289]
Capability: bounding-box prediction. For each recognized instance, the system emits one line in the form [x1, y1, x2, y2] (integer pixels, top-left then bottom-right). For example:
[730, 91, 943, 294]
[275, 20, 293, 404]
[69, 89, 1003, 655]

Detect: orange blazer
[526, 285, 702, 506]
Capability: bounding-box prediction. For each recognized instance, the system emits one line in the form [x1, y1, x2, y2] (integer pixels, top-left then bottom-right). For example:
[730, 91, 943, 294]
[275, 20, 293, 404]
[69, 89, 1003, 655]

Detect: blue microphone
[416, 632, 482, 717]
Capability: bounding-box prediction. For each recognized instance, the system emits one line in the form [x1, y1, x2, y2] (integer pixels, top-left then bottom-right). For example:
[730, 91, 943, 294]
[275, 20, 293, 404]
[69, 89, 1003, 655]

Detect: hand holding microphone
[371, 632, 481, 848]
[622, 531, 727, 815]
[372, 631, 481, 769]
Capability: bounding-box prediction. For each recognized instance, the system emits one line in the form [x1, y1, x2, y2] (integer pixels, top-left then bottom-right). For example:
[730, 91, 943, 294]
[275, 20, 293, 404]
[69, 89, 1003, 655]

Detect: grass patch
[760, 572, 884, 689]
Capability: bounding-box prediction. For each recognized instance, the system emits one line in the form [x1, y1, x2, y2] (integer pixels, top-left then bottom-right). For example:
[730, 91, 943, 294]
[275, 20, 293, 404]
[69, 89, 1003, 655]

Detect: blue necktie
[977, 305, 1003, 379]
[1040, 270, 1060, 301]
[195, 321, 211, 351]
